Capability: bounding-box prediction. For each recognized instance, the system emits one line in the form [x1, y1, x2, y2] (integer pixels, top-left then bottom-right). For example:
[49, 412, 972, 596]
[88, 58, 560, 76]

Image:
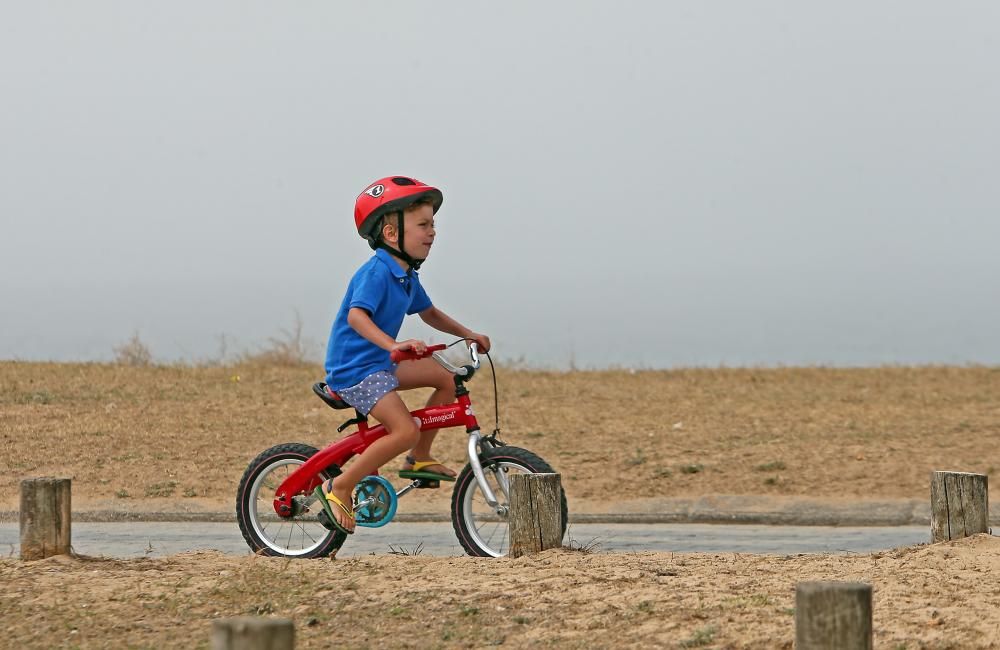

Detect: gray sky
[2, 1, 998, 368]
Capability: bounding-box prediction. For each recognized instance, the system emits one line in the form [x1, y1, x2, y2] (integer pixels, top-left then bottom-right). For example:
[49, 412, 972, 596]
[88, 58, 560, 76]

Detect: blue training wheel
[352, 475, 398, 528]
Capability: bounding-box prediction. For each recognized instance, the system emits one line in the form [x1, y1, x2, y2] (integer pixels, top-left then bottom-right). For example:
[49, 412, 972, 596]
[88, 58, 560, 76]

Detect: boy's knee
[436, 372, 453, 393]
[391, 418, 421, 447]
[403, 427, 421, 448]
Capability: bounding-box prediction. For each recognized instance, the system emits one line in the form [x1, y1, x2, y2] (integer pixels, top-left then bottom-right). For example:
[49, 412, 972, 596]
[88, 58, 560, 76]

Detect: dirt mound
[4, 535, 1000, 648]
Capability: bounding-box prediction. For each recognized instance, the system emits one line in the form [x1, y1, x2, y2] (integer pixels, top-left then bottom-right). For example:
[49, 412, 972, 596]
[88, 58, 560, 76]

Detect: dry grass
[237, 312, 321, 367]
[2, 362, 1000, 512]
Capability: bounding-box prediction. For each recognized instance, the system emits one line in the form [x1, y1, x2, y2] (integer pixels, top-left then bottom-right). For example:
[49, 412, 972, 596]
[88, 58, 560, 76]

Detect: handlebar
[390, 343, 447, 363]
[390, 342, 483, 377]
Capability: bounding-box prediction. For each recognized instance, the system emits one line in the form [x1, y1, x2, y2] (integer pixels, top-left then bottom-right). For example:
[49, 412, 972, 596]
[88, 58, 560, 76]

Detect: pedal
[398, 470, 455, 484]
[410, 478, 440, 490]
[317, 509, 335, 531]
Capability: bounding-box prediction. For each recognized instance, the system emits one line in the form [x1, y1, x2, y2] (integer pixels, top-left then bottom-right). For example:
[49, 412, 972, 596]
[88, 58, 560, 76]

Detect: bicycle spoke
[484, 522, 501, 546]
[493, 467, 511, 500]
[265, 521, 283, 544]
[298, 520, 318, 547]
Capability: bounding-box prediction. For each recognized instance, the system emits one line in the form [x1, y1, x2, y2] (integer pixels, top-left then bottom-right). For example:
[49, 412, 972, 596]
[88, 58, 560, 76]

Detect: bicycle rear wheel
[236, 443, 347, 558]
[450, 445, 568, 557]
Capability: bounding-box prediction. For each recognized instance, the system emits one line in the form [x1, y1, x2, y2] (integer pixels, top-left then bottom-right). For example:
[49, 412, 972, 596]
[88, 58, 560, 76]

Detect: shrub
[113, 333, 153, 367]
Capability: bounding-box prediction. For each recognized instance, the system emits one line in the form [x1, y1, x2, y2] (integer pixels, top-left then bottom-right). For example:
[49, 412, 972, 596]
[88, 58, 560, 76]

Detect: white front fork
[467, 429, 501, 509]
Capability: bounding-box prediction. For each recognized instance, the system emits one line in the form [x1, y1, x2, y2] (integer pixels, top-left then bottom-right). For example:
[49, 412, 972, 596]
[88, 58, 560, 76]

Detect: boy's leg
[395, 357, 456, 476]
[324, 392, 420, 532]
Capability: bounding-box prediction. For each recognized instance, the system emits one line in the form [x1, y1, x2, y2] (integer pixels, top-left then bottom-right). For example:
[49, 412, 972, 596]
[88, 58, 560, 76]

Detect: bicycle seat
[312, 382, 352, 410]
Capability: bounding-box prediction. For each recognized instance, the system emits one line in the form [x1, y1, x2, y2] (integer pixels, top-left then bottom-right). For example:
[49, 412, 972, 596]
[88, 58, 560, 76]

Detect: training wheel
[353, 475, 398, 528]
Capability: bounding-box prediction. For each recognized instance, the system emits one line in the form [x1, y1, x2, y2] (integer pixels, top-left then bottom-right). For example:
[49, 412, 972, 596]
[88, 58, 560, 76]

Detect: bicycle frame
[272, 390, 498, 518]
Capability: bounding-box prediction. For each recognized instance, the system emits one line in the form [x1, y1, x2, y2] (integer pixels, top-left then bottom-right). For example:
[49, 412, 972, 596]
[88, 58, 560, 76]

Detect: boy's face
[391, 203, 436, 260]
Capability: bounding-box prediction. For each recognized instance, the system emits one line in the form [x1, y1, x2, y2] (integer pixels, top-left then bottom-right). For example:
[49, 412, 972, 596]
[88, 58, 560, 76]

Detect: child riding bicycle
[317, 176, 490, 535]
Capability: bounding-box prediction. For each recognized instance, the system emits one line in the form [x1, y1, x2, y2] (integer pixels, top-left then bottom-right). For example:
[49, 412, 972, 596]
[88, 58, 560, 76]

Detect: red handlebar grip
[390, 343, 447, 363]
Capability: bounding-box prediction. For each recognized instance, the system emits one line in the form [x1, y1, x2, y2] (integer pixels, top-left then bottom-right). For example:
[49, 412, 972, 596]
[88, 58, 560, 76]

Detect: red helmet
[354, 176, 443, 248]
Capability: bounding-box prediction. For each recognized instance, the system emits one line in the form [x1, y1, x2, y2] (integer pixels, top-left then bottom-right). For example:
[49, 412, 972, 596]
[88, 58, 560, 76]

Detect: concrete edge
[4, 501, 996, 526]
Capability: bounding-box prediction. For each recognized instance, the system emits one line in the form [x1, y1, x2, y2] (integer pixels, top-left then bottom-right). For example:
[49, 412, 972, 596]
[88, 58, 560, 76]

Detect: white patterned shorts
[336, 369, 399, 415]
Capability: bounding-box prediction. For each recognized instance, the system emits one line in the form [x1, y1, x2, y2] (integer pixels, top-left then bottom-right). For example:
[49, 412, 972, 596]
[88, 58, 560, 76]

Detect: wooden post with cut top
[795, 582, 872, 650]
[930, 470, 989, 543]
[212, 617, 294, 650]
[19, 477, 72, 560]
[508, 473, 563, 558]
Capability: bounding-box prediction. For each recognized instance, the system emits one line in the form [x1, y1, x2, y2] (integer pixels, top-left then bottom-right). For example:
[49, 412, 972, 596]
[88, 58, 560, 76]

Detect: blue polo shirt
[324, 248, 433, 390]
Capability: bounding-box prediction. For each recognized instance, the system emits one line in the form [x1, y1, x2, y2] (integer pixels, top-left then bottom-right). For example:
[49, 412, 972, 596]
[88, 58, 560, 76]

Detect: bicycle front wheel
[236, 443, 347, 558]
[450, 446, 568, 557]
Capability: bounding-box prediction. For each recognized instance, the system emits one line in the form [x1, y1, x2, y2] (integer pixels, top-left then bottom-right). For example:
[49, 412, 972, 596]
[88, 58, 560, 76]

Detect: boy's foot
[402, 455, 457, 478]
[314, 479, 355, 534]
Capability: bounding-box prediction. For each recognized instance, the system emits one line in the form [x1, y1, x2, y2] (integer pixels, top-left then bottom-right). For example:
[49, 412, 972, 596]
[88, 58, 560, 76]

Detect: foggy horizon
[3, 2, 998, 369]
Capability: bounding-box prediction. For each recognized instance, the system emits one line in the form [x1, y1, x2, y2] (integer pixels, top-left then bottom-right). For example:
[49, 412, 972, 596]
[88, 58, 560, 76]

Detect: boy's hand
[393, 339, 428, 356]
[467, 332, 491, 353]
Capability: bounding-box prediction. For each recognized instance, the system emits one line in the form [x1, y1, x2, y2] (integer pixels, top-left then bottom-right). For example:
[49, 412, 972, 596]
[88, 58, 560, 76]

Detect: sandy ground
[3, 535, 999, 649]
[3, 362, 1000, 648]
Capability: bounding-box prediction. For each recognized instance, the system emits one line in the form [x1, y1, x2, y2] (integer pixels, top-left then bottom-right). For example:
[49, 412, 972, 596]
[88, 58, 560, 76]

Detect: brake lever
[431, 341, 480, 376]
[431, 352, 466, 376]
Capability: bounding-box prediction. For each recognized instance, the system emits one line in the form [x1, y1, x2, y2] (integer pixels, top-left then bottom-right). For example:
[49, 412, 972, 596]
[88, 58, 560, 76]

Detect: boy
[317, 176, 490, 534]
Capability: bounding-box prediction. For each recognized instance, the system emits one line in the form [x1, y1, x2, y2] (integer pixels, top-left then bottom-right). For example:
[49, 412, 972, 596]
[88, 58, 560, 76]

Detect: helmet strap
[376, 242, 423, 271]
[376, 212, 424, 271]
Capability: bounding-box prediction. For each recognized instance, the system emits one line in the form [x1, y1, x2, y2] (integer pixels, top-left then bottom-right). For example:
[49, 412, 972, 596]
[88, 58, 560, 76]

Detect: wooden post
[508, 473, 563, 558]
[20, 478, 72, 560]
[795, 582, 872, 650]
[930, 470, 989, 543]
[212, 618, 294, 650]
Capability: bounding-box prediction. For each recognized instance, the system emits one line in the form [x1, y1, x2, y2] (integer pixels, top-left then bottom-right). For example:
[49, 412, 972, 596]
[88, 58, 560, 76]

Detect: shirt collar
[374, 247, 412, 279]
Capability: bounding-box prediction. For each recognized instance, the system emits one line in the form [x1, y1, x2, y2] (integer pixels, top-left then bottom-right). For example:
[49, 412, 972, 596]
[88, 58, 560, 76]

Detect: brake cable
[446, 337, 504, 444]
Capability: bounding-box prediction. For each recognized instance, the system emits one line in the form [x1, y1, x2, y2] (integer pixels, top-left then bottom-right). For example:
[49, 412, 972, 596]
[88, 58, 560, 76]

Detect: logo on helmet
[364, 184, 385, 198]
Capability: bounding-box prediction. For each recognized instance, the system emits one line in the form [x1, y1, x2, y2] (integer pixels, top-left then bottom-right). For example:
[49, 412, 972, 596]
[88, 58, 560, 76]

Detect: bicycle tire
[236, 443, 347, 558]
[450, 445, 568, 557]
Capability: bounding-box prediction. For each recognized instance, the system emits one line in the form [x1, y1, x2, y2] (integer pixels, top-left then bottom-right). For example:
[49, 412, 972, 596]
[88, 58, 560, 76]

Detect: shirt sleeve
[407, 277, 433, 315]
[349, 267, 388, 315]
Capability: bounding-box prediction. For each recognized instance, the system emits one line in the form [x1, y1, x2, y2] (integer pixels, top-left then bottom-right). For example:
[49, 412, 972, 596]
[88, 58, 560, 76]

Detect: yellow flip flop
[399, 458, 457, 483]
[313, 480, 355, 535]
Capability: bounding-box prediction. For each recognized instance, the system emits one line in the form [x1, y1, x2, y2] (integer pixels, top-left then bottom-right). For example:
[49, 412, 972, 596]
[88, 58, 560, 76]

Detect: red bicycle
[236, 342, 568, 558]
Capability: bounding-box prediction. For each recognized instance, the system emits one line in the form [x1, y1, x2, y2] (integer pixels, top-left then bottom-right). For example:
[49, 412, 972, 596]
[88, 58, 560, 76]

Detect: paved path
[1, 522, 931, 559]
[9, 494, 1000, 526]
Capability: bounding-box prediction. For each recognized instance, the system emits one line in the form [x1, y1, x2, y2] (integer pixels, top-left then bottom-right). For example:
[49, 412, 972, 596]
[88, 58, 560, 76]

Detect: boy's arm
[418, 306, 491, 352]
[347, 307, 427, 354]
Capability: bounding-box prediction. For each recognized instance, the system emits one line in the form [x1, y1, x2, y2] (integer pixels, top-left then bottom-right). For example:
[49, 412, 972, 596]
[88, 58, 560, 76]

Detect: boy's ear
[381, 220, 397, 243]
